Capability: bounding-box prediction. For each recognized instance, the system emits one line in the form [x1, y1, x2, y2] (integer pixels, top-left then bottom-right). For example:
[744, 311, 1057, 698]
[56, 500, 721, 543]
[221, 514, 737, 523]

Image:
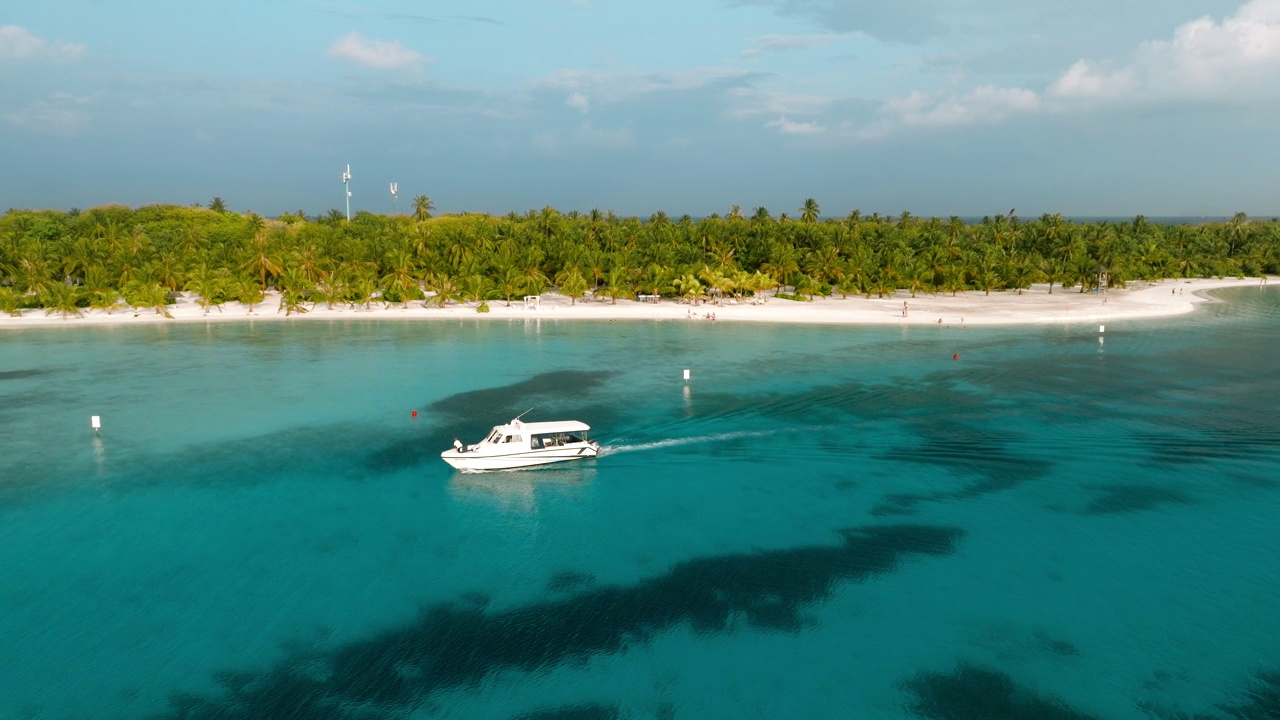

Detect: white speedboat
[441, 416, 600, 471]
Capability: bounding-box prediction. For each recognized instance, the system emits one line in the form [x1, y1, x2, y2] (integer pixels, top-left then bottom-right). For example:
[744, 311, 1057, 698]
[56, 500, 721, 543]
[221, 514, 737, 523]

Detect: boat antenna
[514, 407, 534, 422]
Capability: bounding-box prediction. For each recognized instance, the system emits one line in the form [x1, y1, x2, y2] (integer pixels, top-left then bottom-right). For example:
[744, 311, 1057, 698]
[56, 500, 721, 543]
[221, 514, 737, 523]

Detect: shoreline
[0, 277, 1272, 330]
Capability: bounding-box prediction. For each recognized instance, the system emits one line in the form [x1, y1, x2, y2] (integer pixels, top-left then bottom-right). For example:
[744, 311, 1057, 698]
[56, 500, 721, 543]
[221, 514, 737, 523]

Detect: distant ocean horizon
[1, 286, 1278, 719]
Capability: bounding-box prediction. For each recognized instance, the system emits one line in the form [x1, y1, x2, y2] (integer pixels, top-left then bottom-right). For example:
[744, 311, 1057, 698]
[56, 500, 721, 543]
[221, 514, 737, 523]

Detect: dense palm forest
[1, 196, 1277, 317]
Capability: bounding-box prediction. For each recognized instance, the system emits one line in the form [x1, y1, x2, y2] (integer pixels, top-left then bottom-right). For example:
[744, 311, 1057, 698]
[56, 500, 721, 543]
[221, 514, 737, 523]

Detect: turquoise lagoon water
[1, 288, 1278, 720]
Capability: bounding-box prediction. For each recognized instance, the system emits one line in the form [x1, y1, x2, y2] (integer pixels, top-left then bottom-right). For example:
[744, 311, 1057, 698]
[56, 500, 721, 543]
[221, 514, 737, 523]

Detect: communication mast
[390, 182, 398, 215]
[342, 164, 352, 221]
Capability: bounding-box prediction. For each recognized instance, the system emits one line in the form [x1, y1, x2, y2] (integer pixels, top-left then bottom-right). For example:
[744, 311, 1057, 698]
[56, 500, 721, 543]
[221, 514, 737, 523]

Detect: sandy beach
[0, 277, 1271, 329]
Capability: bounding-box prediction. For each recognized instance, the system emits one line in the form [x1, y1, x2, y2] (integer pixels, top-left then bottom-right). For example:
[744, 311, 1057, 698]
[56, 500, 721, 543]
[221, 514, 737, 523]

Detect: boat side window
[566, 434, 583, 444]
[511, 435, 522, 443]
[531, 436, 543, 449]
[503, 435, 513, 443]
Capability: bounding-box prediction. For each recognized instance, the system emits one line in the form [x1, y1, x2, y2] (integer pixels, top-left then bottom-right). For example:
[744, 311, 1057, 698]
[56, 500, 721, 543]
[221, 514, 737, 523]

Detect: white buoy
[91, 415, 101, 434]
[683, 369, 691, 382]
[1099, 325, 1105, 333]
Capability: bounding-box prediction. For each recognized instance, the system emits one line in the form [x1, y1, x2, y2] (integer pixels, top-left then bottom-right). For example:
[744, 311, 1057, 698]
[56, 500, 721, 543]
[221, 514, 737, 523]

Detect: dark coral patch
[903, 664, 1098, 720]
[159, 525, 963, 719]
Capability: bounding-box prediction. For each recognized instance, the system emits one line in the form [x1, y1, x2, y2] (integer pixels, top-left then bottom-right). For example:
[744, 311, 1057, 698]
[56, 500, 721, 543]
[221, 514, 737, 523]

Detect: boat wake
[601, 430, 774, 456]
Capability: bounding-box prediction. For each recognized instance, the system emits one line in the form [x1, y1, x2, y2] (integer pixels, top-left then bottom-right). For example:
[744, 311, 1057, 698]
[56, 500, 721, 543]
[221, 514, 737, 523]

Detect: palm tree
[151, 252, 185, 291]
[555, 267, 590, 305]
[231, 275, 265, 313]
[348, 270, 378, 309]
[241, 220, 282, 289]
[1072, 255, 1099, 292]
[43, 281, 83, 318]
[125, 282, 173, 318]
[1003, 256, 1044, 293]
[520, 264, 551, 296]
[87, 287, 122, 315]
[699, 265, 737, 303]
[598, 267, 635, 305]
[209, 197, 227, 213]
[864, 272, 895, 299]
[799, 198, 820, 224]
[458, 273, 491, 304]
[315, 278, 346, 310]
[760, 244, 800, 294]
[637, 264, 673, 302]
[1226, 212, 1250, 257]
[1040, 257, 1069, 294]
[423, 272, 463, 308]
[413, 195, 435, 222]
[61, 235, 100, 283]
[804, 245, 842, 289]
[941, 268, 967, 296]
[537, 205, 561, 241]
[750, 270, 778, 300]
[672, 273, 703, 304]
[185, 263, 226, 314]
[793, 272, 821, 300]
[494, 267, 525, 307]
[276, 266, 313, 316]
[381, 248, 420, 307]
[904, 262, 930, 298]
[0, 287, 19, 317]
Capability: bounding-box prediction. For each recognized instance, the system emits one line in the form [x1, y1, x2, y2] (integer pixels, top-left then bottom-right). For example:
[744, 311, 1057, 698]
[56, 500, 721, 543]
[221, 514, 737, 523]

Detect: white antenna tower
[342, 164, 352, 221]
[389, 182, 398, 215]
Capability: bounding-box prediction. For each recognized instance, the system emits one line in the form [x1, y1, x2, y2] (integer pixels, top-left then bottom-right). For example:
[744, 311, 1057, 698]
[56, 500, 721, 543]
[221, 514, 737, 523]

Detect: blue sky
[2, 0, 1278, 217]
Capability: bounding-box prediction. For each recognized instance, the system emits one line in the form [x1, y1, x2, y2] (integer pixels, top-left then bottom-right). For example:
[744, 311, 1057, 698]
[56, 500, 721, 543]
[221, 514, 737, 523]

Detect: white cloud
[879, 85, 1039, 127]
[824, 0, 1280, 142]
[539, 66, 751, 104]
[727, 88, 835, 118]
[326, 32, 423, 70]
[566, 91, 590, 113]
[1048, 60, 1133, 99]
[743, 33, 842, 58]
[0, 25, 86, 62]
[3, 93, 94, 135]
[1049, 0, 1280, 101]
[766, 116, 826, 134]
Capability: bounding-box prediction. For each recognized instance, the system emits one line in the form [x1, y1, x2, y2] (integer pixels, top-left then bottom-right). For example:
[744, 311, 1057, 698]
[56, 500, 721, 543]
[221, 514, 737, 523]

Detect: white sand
[0, 277, 1272, 329]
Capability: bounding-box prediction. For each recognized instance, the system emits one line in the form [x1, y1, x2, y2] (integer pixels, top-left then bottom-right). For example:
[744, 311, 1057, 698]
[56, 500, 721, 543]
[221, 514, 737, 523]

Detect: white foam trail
[601, 430, 774, 456]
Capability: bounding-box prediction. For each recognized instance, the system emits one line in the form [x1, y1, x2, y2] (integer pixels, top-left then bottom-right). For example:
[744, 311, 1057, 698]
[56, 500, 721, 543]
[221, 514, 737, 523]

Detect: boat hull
[441, 443, 599, 471]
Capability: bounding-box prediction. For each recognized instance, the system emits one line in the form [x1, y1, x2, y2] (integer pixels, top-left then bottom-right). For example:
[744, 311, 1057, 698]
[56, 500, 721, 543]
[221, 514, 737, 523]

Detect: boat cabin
[463, 419, 591, 452]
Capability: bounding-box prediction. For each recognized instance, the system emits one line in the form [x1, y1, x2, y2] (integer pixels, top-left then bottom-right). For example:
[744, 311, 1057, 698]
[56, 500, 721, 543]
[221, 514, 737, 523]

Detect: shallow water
[1, 288, 1278, 719]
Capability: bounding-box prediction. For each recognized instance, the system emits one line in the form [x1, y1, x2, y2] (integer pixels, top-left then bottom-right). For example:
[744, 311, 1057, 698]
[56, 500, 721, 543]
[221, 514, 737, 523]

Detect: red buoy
[953, 354, 959, 360]
[411, 411, 418, 417]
